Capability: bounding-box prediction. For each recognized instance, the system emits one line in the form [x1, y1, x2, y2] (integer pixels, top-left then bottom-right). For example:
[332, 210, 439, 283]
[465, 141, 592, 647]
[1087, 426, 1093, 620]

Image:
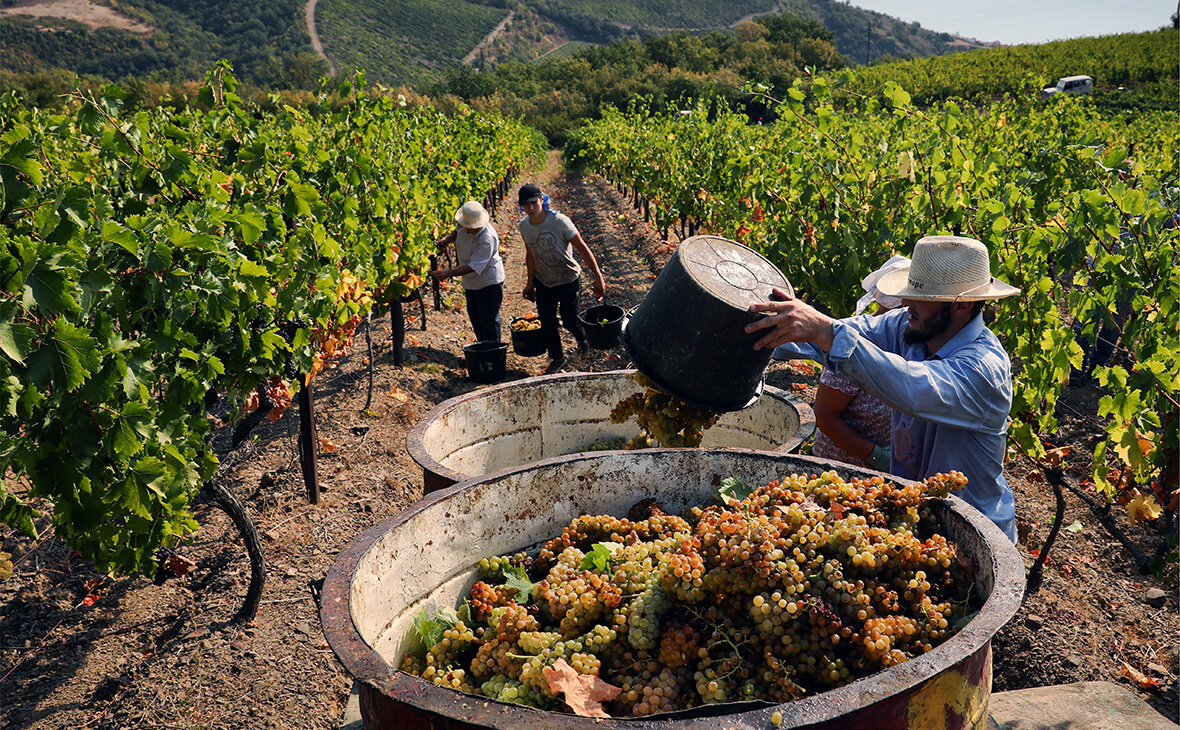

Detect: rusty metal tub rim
[321, 449, 1025, 729]
[405, 369, 817, 490]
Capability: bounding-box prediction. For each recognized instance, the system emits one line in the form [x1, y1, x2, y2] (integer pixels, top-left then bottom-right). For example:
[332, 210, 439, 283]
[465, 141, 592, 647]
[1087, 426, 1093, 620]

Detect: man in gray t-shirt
[517, 183, 606, 372]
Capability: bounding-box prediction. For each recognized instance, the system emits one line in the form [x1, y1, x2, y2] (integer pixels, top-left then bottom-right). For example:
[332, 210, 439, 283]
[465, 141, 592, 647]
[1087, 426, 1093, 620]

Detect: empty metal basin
[321, 449, 1025, 730]
[406, 369, 815, 493]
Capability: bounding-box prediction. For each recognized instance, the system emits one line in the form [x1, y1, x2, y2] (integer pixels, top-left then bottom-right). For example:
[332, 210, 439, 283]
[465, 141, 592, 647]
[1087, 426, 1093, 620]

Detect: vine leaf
[543, 658, 621, 718]
[25, 318, 98, 390]
[718, 476, 753, 503]
[0, 321, 33, 362]
[502, 564, 536, 603]
[23, 259, 79, 316]
[413, 606, 458, 650]
[580, 542, 621, 573]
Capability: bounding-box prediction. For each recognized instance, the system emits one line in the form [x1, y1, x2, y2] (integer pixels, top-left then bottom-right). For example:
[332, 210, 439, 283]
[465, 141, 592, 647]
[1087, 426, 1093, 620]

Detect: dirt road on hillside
[304, 0, 334, 75]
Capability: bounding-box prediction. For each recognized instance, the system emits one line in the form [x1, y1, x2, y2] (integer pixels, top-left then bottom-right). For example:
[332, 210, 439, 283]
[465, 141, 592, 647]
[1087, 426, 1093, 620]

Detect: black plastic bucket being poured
[622, 235, 792, 411]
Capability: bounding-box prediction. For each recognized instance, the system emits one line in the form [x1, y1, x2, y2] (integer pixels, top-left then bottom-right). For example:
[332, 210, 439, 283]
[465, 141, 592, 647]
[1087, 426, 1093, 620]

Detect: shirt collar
[930, 312, 986, 359]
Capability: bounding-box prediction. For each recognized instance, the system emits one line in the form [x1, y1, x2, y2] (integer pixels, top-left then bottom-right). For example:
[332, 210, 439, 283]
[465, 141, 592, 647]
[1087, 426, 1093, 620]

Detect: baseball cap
[518, 183, 542, 205]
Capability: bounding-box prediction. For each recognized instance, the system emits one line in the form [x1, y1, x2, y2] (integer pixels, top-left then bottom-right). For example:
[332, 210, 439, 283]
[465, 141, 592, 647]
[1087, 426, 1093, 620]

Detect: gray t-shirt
[518, 211, 580, 287]
[454, 225, 504, 290]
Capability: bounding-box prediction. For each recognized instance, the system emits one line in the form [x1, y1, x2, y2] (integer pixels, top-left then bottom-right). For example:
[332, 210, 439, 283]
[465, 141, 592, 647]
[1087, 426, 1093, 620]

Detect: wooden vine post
[297, 378, 320, 504]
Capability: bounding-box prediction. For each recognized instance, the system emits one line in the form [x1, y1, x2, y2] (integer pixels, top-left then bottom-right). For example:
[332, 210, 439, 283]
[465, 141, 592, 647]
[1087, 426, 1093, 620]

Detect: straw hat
[876, 236, 1020, 302]
[455, 200, 489, 229]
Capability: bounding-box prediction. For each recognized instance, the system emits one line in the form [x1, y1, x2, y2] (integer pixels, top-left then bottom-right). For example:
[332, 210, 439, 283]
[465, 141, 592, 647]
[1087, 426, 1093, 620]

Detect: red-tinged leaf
[1044, 446, 1071, 467]
[163, 553, 196, 577]
[81, 593, 100, 606]
[1028, 548, 1040, 557]
[1120, 662, 1161, 689]
[85, 578, 102, 592]
[543, 658, 621, 718]
[790, 383, 807, 391]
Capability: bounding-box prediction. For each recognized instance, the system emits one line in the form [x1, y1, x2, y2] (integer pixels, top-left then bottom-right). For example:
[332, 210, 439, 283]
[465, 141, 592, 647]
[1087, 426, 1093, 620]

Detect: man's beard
[903, 303, 954, 344]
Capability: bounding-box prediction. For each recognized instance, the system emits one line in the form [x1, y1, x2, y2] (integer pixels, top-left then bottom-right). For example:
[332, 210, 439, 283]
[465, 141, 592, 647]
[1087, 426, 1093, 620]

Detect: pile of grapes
[511, 314, 542, 331]
[401, 469, 974, 718]
[607, 372, 720, 448]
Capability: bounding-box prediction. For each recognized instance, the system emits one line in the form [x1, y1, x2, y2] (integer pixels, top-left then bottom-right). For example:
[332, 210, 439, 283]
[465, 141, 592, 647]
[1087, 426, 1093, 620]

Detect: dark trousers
[535, 277, 585, 360]
[465, 283, 503, 343]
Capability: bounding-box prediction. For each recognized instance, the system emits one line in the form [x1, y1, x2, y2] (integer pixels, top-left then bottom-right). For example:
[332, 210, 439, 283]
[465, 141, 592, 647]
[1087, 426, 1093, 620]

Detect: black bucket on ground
[509, 317, 546, 357]
[578, 304, 625, 350]
[622, 235, 792, 411]
[463, 341, 507, 383]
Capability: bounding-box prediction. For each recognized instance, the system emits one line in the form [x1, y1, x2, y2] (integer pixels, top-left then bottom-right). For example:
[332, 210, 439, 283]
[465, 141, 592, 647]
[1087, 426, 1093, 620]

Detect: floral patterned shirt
[811, 367, 892, 468]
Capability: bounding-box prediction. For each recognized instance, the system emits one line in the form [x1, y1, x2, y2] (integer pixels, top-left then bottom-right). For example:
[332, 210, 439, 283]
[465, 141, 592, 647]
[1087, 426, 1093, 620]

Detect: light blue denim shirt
[773, 309, 1018, 542]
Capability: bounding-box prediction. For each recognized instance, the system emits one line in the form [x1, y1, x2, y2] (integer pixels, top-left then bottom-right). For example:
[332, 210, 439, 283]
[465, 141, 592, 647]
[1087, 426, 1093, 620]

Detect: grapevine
[0, 65, 545, 580]
[403, 470, 974, 717]
[570, 83, 1178, 524]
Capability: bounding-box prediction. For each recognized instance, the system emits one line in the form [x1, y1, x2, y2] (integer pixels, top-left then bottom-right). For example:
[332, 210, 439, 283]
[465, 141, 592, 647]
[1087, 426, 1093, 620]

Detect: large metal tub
[321, 449, 1025, 730]
[407, 370, 815, 493]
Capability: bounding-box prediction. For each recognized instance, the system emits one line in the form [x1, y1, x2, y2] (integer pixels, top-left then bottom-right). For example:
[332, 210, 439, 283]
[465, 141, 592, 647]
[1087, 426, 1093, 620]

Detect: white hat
[855, 254, 910, 315]
[876, 236, 1021, 302]
[455, 200, 489, 229]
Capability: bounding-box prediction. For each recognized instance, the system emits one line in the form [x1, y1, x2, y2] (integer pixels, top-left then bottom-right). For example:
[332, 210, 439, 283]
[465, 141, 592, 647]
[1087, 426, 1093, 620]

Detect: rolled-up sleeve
[774, 314, 1011, 436]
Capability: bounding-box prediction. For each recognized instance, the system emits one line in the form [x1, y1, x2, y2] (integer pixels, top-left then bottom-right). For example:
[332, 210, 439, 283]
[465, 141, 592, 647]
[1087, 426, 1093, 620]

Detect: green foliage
[579, 542, 622, 572]
[571, 82, 1178, 505]
[718, 477, 754, 503]
[433, 17, 845, 144]
[502, 564, 538, 603]
[841, 29, 1177, 107]
[315, 0, 508, 87]
[528, 0, 773, 40]
[0, 66, 544, 578]
[0, 0, 327, 88]
[414, 605, 459, 650]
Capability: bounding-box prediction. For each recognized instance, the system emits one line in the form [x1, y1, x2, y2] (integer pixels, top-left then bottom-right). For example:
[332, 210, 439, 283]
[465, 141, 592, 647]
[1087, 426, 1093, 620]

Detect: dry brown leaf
[1043, 446, 1071, 467]
[163, 554, 197, 577]
[1120, 661, 1161, 689]
[319, 438, 339, 453]
[543, 658, 621, 718]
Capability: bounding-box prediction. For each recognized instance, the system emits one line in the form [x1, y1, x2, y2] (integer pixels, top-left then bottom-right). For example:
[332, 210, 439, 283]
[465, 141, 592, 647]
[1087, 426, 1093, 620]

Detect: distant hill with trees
[0, 0, 326, 87]
[0, 0, 988, 90]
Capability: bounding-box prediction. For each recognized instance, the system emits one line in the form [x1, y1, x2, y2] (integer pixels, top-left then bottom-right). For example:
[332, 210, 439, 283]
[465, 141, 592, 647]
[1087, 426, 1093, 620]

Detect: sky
[846, 0, 1175, 45]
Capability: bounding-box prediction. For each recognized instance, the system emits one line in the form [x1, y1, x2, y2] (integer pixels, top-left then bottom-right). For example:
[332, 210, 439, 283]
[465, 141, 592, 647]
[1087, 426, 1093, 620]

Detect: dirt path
[731, 0, 785, 28]
[304, 0, 334, 76]
[463, 9, 514, 66]
[0, 0, 152, 34]
[0, 153, 1175, 729]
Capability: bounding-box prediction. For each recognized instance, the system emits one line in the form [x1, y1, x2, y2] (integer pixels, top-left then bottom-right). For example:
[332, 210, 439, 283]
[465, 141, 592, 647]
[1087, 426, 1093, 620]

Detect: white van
[1041, 75, 1093, 98]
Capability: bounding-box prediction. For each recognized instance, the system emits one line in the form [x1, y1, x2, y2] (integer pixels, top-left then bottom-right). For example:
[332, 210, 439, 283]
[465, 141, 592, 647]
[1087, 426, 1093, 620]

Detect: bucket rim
[321, 448, 1025, 730]
[405, 369, 815, 487]
[463, 340, 509, 354]
[621, 314, 763, 411]
[578, 303, 626, 326]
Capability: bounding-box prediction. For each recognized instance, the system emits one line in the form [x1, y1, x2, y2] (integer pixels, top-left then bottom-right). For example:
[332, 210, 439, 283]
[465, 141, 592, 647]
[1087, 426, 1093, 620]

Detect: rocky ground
[1, 152, 1175, 729]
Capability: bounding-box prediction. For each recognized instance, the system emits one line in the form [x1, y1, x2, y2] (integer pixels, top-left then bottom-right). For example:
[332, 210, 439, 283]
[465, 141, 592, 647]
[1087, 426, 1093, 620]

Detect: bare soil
[0, 0, 153, 34]
[1, 152, 1175, 729]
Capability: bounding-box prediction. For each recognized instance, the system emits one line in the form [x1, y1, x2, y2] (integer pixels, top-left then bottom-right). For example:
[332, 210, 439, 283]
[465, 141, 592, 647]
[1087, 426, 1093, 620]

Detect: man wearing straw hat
[747, 236, 1021, 542]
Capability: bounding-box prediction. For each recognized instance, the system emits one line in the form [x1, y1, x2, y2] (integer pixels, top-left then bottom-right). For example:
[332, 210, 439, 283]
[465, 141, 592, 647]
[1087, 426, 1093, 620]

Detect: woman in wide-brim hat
[433, 200, 505, 343]
[747, 235, 1024, 543]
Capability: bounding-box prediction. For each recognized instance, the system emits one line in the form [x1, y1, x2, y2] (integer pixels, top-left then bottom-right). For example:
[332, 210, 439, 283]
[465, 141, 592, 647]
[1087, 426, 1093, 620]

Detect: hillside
[0, 0, 325, 87]
[840, 29, 1178, 109]
[0, 0, 987, 90]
